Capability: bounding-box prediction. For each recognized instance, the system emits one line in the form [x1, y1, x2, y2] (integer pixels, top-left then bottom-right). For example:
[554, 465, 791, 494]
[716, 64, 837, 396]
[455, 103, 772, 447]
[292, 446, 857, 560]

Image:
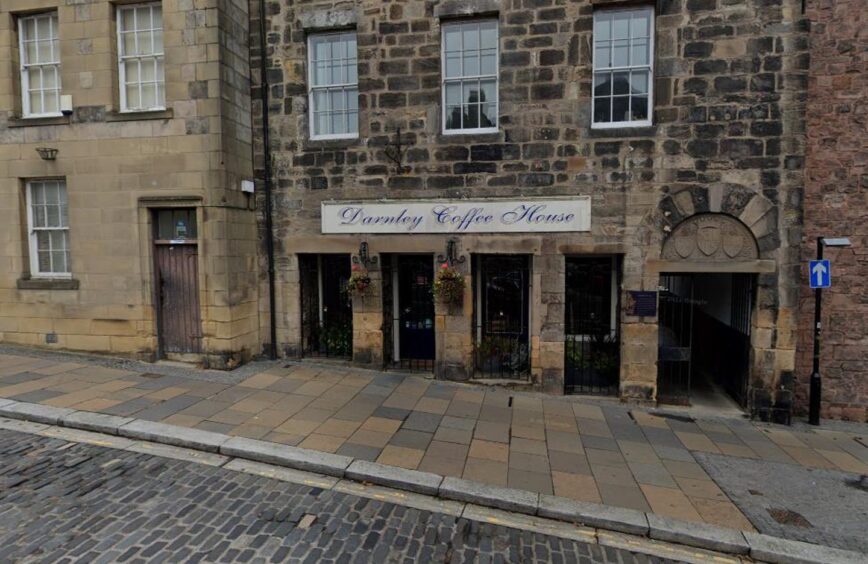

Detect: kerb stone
[63, 411, 133, 435]
[0, 401, 75, 426]
[647, 514, 749, 554]
[345, 460, 443, 495]
[537, 494, 649, 536]
[220, 436, 352, 478]
[439, 477, 538, 515]
[744, 532, 867, 564]
[118, 419, 228, 453]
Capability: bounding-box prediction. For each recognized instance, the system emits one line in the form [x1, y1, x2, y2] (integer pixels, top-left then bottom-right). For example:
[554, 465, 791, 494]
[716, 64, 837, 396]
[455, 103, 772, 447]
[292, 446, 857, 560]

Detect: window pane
[464, 104, 479, 129]
[613, 13, 630, 40]
[594, 97, 611, 123]
[347, 111, 358, 134]
[444, 26, 461, 52]
[122, 9, 136, 32]
[331, 60, 342, 85]
[595, 44, 610, 68]
[631, 96, 648, 120]
[38, 250, 51, 273]
[347, 88, 358, 111]
[26, 40, 38, 64]
[445, 106, 461, 129]
[631, 39, 649, 66]
[480, 79, 496, 104]
[463, 81, 482, 104]
[37, 39, 52, 63]
[462, 52, 479, 76]
[594, 14, 610, 41]
[141, 83, 157, 108]
[43, 67, 58, 89]
[37, 232, 50, 251]
[481, 103, 497, 128]
[46, 203, 60, 227]
[123, 32, 137, 56]
[347, 60, 357, 83]
[480, 21, 497, 49]
[36, 16, 51, 41]
[141, 59, 156, 81]
[153, 30, 163, 53]
[612, 96, 629, 122]
[331, 111, 344, 134]
[631, 71, 648, 94]
[347, 37, 357, 59]
[316, 112, 329, 136]
[480, 50, 497, 75]
[313, 90, 328, 113]
[29, 91, 42, 115]
[462, 24, 479, 50]
[594, 73, 611, 97]
[28, 67, 42, 89]
[445, 54, 461, 78]
[631, 12, 650, 38]
[52, 251, 67, 273]
[445, 83, 461, 106]
[612, 71, 629, 95]
[313, 37, 330, 62]
[126, 84, 140, 109]
[612, 39, 629, 67]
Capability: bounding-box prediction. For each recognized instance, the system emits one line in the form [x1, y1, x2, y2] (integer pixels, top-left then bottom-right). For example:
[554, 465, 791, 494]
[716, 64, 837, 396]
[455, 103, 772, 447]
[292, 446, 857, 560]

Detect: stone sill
[7, 115, 71, 128]
[436, 131, 504, 144]
[302, 137, 362, 151]
[587, 125, 658, 139]
[105, 108, 174, 122]
[17, 278, 80, 290]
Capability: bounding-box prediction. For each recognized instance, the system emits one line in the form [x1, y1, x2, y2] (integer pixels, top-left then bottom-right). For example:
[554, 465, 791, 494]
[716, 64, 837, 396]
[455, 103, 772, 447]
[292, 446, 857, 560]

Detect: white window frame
[441, 19, 499, 135]
[117, 2, 165, 113]
[25, 179, 71, 279]
[307, 31, 359, 141]
[18, 12, 62, 118]
[591, 6, 654, 129]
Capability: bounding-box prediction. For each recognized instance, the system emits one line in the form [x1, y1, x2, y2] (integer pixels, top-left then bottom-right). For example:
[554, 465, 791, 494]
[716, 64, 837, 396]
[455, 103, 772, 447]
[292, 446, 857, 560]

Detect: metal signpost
[808, 237, 851, 426]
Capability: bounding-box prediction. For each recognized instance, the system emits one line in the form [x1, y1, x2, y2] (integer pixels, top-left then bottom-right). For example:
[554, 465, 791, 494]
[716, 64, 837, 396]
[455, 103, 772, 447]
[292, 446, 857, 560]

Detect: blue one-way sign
[809, 259, 831, 289]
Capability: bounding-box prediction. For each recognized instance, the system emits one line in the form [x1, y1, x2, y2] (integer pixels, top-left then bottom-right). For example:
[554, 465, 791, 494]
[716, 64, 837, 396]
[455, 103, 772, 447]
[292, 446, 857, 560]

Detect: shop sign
[321, 198, 591, 234]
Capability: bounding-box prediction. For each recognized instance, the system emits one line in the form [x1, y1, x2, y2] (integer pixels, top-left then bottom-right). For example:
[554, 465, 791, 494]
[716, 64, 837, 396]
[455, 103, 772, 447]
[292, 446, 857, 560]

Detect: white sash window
[442, 19, 499, 134]
[26, 180, 71, 277]
[118, 3, 165, 112]
[308, 32, 359, 140]
[19, 12, 61, 117]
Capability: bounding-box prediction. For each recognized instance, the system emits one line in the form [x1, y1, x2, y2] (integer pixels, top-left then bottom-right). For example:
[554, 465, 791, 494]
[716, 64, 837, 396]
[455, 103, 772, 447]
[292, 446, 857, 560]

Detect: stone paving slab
[1, 349, 867, 538]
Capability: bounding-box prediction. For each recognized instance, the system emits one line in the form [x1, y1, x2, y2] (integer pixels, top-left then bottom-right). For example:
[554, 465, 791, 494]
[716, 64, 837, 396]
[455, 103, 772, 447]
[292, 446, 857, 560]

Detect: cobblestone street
[0, 428, 680, 563]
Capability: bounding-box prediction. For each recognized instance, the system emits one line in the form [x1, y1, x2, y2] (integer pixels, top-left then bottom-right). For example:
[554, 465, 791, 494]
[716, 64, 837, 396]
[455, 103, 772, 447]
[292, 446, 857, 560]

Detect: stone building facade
[0, 0, 260, 367]
[796, 0, 867, 422]
[253, 0, 809, 407]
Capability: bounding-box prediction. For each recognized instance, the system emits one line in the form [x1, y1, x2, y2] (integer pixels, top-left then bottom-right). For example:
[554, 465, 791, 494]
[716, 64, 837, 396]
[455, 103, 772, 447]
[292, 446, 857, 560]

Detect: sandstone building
[0, 0, 260, 367]
[797, 0, 867, 422]
[252, 0, 809, 412]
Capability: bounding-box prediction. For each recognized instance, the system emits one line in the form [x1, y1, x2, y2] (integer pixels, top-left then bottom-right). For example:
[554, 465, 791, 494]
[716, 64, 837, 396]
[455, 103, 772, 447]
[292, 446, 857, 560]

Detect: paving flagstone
[1, 348, 867, 538]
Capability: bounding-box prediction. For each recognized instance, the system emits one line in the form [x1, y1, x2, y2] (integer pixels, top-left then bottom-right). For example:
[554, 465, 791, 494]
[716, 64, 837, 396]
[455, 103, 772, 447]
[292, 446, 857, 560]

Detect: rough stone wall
[797, 0, 867, 422]
[253, 0, 808, 399]
[0, 0, 258, 366]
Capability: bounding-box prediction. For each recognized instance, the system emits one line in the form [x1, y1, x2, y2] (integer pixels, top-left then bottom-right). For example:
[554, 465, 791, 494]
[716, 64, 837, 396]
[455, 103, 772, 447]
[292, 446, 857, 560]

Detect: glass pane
[38, 250, 51, 273]
[346, 61, 357, 84]
[43, 67, 57, 89]
[332, 36, 347, 59]
[37, 40, 52, 63]
[331, 111, 344, 134]
[445, 106, 461, 129]
[32, 183, 44, 204]
[46, 204, 59, 227]
[44, 90, 58, 113]
[480, 50, 497, 75]
[125, 60, 140, 82]
[480, 79, 496, 104]
[480, 20, 497, 49]
[347, 88, 358, 111]
[347, 36, 357, 59]
[631, 71, 648, 94]
[444, 25, 461, 52]
[612, 40, 629, 67]
[123, 33, 137, 56]
[316, 112, 329, 136]
[445, 82, 461, 105]
[136, 7, 150, 28]
[594, 14, 610, 41]
[612, 96, 629, 122]
[464, 104, 479, 129]
[156, 83, 165, 106]
[156, 59, 164, 81]
[313, 90, 328, 113]
[141, 83, 156, 108]
[330, 89, 345, 111]
[445, 54, 461, 78]
[464, 81, 482, 104]
[613, 13, 630, 40]
[36, 16, 51, 40]
[33, 203, 46, 227]
[141, 59, 156, 81]
[29, 91, 42, 114]
[52, 251, 67, 273]
[26, 41, 38, 64]
[60, 202, 68, 227]
[153, 30, 163, 53]
[152, 7, 162, 27]
[314, 61, 329, 85]
[462, 52, 479, 76]
[594, 73, 611, 96]
[37, 232, 50, 251]
[594, 44, 610, 69]
[481, 103, 497, 128]
[632, 96, 648, 120]
[331, 60, 342, 84]
[631, 11, 650, 38]
[313, 37, 330, 62]
[462, 24, 479, 50]
[126, 84, 140, 109]
[631, 39, 649, 66]
[23, 19, 36, 42]
[613, 71, 629, 95]
[28, 67, 42, 89]
[122, 9, 136, 31]
[594, 97, 611, 123]
[50, 230, 66, 250]
[347, 111, 358, 134]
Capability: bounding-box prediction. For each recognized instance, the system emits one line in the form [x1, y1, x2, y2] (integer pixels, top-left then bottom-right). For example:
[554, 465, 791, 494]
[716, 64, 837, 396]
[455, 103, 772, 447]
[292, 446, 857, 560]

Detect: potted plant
[347, 264, 371, 297]
[433, 262, 465, 304]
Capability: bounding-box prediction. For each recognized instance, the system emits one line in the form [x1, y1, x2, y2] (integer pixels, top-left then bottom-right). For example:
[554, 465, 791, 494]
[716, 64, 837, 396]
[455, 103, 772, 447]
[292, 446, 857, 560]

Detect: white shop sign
[321, 197, 591, 234]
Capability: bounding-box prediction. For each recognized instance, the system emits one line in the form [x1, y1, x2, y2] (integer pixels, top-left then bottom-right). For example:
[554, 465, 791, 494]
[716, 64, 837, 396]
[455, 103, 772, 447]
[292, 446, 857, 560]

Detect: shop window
[308, 32, 359, 139]
[592, 7, 653, 128]
[442, 19, 498, 133]
[26, 179, 70, 277]
[117, 3, 165, 112]
[18, 12, 61, 117]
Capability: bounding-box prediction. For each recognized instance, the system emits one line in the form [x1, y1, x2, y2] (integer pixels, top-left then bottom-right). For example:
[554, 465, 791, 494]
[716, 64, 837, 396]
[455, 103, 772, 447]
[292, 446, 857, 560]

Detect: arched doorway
[656, 214, 762, 408]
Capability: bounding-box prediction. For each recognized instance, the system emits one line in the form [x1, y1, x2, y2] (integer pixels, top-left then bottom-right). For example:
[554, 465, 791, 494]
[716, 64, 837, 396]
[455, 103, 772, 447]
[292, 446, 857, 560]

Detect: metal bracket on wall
[437, 239, 466, 267]
[353, 241, 379, 268]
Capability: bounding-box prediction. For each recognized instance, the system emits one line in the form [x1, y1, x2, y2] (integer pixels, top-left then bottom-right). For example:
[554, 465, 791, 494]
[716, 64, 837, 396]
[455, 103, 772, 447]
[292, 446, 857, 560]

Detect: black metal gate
[657, 274, 694, 404]
[384, 255, 435, 371]
[475, 255, 530, 379]
[564, 257, 620, 395]
[299, 254, 352, 358]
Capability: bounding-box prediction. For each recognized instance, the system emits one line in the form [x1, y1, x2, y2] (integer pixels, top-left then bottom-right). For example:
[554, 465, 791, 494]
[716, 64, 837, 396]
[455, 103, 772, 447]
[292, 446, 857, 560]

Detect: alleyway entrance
[657, 273, 754, 408]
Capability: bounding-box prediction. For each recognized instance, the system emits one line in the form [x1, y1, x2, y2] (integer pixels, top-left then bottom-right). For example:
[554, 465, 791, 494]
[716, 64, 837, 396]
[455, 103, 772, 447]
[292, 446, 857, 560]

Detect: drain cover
[767, 508, 812, 528]
[139, 372, 163, 379]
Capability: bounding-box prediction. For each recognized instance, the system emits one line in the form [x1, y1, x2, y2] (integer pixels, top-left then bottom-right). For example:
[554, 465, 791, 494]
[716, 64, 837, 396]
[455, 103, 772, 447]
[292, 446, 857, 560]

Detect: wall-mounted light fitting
[35, 147, 58, 160]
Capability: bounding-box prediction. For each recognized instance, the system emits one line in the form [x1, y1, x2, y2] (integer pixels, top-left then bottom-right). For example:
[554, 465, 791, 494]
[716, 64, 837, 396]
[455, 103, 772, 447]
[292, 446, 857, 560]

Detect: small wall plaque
[627, 291, 657, 317]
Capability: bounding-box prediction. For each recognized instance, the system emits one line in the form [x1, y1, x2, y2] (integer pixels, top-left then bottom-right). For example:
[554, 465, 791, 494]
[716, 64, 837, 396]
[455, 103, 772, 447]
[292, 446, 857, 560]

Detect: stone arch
[661, 213, 759, 261]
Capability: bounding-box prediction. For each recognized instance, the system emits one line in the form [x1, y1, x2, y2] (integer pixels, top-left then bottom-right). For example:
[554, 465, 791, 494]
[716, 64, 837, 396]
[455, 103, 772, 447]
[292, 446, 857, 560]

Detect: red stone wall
[798, 0, 868, 421]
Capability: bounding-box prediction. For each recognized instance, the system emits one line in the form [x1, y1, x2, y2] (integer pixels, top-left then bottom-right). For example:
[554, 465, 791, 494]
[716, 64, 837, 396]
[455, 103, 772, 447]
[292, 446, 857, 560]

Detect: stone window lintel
[434, 0, 501, 19]
[300, 8, 357, 31]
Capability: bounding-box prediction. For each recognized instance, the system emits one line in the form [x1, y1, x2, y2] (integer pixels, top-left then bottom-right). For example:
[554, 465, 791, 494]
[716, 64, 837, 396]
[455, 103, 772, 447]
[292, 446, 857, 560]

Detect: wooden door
[397, 255, 435, 364]
[153, 209, 202, 355]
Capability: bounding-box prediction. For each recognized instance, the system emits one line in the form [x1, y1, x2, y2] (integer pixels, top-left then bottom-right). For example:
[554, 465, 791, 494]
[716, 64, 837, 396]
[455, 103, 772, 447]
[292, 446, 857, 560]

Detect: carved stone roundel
[662, 214, 758, 261]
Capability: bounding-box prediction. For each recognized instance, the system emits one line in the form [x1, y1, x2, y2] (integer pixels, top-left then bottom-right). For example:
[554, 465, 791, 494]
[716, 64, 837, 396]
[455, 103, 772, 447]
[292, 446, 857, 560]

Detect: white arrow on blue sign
[809, 259, 831, 289]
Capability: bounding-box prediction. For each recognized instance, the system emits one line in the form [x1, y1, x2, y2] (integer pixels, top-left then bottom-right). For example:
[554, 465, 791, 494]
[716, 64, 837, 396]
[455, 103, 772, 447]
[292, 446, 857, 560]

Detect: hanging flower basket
[347, 264, 371, 297]
[433, 263, 465, 304]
